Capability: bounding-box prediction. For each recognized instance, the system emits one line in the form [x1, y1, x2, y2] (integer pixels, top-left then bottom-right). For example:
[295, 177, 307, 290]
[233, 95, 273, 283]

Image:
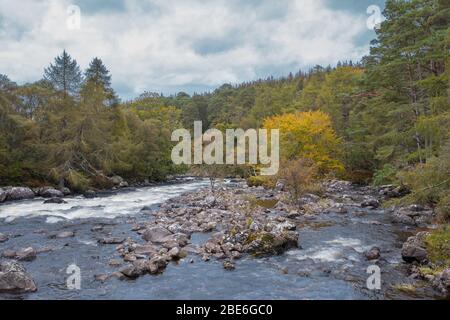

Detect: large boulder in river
[244, 231, 298, 256]
[5, 187, 35, 201]
[401, 232, 429, 263]
[40, 188, 64, 198]
[0, 261, 37, 293]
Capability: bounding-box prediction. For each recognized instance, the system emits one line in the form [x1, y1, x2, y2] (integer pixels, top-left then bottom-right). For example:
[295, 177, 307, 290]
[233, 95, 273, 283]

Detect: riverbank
[0, 179, 448, 299]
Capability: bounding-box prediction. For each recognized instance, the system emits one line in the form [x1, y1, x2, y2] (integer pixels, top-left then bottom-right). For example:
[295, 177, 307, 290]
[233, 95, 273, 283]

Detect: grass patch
[244, 195, 278, 209]
[425, 225, 450, 266]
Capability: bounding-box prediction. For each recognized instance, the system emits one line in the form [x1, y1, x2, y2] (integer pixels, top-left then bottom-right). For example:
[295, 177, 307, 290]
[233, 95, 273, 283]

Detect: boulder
[245, 231, 298, 256]
[6, 187, 35, 201]
[0, 188, 7, 202]
[40, 188, 64, 198]
[54, 231, 75, 239]
[83, 190, 96, 199]
[59, 187, 72, 196]
[401, 232, 429, 263]
[133, 244, 159, 256]
[361, 198, 380, 209]
[16, 247, 37, 261]
[142, 226, 172, 243]
[168, 247, 187, 259]
[119, 265, 142, 279]
[432, 269, 450, 295]
[365, 246, 381, 260]
[202, 196, 217, 208]
[0, 233, 9, 243]
[275, 180, 285, 192]
[393, 205, 434, 227]
[2, 249, 17, 259]
[223, 260, 235, 270]
[110, 176, 124, 185]
[148, 255, 169, 274]
[0, 261, 37, 293]
[98, 237, 125, 245]
[44, 198, 67, 204]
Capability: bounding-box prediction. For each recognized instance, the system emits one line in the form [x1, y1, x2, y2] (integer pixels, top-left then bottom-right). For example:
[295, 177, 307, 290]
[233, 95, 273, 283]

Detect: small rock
[123, 254, 137, 262]
[108, 259, 122, 267]
[55, 231, 75, 239]
[98, 237, 125, 245]
[287, 211, 300, 219]
[91, 225, 104, 232]
[168, 247, 181, 259]
[94, 274, 109, 282]
[44, 198, 67, 204]
[365, 246, 381, 260]
[59, 187, 71, 196]
[16, 247, 37, 261]
[0, 233, 8, 243]
[223, 260, 235, 270]
[361, 199, 379, 209]
[83, 190, 96, 199]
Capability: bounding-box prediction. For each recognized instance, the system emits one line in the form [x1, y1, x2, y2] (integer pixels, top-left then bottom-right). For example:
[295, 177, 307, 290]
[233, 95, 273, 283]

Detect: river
[0, 179, 439, 300]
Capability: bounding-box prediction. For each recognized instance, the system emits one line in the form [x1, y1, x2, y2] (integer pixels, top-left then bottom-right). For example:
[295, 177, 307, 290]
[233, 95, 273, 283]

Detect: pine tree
[44, 50, 82, 97]
[85, 57, 112, 88]
[84, 57, 119, 106]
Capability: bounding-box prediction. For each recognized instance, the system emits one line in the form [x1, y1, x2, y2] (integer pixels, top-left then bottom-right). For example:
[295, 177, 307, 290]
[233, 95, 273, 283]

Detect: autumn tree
[263, 111, 344, 175]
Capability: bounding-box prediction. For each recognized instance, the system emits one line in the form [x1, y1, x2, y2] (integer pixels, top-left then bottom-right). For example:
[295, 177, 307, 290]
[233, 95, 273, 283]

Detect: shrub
[66, 170, 89, 193]
[281, 158, 322, 203]
[397, 152, 450, 206]
[246, 175, 276, 189]
[425, 226, 450, 266]
[372, 164, 397, 186]
[436, 195, 450, 223]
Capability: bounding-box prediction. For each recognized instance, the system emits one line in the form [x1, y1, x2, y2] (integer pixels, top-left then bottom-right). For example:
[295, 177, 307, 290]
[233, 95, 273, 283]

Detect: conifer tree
[44, 50, 82, 97]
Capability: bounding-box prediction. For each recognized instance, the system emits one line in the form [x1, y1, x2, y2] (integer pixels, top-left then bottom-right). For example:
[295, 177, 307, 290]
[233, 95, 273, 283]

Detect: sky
[0, 0, 385, 100]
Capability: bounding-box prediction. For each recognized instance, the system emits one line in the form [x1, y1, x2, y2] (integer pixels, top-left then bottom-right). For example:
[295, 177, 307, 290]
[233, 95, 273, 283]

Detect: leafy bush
[425, 226, 450, 266]
[436, 194, 450, 223]
[246, 175, 276, 189]
[372, 164, 397, 186]
[281, 158, 322, 203]
[66, 170, 89, 193]
[398, 150, 450, 206]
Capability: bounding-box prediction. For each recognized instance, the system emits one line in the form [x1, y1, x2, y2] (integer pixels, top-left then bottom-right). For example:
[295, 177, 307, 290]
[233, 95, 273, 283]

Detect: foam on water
[288, 237, 373, 263]
[0, 180, 209, 222]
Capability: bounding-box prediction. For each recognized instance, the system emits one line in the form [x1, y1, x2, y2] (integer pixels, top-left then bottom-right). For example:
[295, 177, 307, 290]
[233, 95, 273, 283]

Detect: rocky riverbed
[0, 179, 447, 299]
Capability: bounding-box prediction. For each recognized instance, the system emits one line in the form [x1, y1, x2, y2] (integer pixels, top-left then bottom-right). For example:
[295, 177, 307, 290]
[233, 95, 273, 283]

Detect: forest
[0, 0, 448, 218]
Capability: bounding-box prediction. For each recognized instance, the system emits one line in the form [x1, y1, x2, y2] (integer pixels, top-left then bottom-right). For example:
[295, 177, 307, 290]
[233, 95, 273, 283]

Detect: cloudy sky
[0, 0, 385, 99]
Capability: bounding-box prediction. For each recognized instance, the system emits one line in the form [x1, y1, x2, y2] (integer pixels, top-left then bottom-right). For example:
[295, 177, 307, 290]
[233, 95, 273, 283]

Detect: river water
[0, 180, 439, 300]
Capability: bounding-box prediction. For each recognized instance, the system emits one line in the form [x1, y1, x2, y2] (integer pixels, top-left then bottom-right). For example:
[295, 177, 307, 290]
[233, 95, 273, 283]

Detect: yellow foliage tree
[263, 111, 344, 175]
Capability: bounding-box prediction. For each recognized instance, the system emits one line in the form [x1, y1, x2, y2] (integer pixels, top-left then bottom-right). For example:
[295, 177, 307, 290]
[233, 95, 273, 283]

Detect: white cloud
[0, 0, 369, 98]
